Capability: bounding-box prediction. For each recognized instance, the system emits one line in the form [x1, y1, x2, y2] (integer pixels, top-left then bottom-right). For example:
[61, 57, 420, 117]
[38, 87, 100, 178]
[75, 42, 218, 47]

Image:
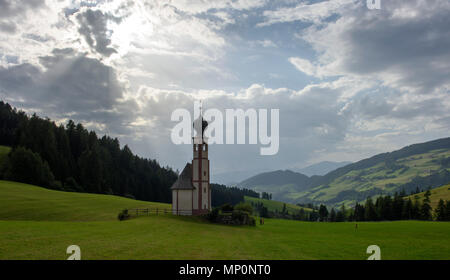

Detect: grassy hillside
[241, 140, 450, 208]
[244, 195, 312, 214]
[293, 148, 450, 207]
[0, 180, 449, 260]
[405, 184, 450, 209]
[0, 180, 169, 221]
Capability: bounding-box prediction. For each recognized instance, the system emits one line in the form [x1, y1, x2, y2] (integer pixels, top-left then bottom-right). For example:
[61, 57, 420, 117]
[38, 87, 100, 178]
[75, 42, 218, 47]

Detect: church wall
[175, 190, 193, 215]
[172, 191, 177, 213]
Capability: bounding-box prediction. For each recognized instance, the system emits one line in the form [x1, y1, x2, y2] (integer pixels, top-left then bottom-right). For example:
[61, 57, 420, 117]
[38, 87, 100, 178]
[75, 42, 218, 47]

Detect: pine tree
[318, 204, 328, 222]
[336, 204, 346, 222]
[412, 198, 421, 220]
[364, 197, 377, 221]
[420, 189, 432, 220]
[402, 198, 413, 220]
[434, 199, 446, 221]
[420, 201, 432, 220]
[329, 208, 336, 222]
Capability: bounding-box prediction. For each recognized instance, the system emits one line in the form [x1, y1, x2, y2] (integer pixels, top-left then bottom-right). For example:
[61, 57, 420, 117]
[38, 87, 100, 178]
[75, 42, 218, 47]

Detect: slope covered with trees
[0, 101, 178, 203]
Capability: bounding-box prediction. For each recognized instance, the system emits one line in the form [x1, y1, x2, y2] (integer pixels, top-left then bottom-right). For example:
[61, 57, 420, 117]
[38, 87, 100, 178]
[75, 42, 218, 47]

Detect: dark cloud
[76, 9, 117, 57]
[0, 49, 135, 135]
[303, 0, 450, 94]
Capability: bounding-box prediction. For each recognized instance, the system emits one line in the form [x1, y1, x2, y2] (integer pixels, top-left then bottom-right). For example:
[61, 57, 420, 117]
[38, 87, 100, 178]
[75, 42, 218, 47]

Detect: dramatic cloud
[298, 0, 450, 94]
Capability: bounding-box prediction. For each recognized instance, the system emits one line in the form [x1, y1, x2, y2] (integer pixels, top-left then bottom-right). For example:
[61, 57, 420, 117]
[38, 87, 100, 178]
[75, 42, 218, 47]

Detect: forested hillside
[0, 101, 178, 203]
[239, 138, 450, 207]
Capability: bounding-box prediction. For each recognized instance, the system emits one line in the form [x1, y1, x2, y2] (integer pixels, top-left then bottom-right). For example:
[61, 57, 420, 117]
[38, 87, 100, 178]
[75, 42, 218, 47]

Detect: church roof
[170, 163, 195, 190]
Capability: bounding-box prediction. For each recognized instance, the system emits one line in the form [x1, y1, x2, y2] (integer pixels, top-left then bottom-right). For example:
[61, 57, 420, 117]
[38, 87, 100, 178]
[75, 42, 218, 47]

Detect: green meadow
[0, 180, 449, 260]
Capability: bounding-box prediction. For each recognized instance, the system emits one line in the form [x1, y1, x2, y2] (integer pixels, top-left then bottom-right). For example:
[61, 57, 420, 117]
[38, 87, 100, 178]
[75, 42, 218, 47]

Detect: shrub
[118, 209, 130, 221]
[248, 216, 256, 226]
[207, 207, 219, 222]
[220, 203, 234, 212]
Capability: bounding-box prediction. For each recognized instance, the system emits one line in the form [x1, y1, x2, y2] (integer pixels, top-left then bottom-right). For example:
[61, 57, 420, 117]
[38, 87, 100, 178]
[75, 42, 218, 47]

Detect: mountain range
[238, 138, 450, 207]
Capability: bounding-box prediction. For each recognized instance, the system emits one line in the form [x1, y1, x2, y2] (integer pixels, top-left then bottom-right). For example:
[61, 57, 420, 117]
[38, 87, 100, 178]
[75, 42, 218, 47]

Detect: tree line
[211, 184, 259, 207]
[310, 190, 450, 222]
[0, 101, 178, 203]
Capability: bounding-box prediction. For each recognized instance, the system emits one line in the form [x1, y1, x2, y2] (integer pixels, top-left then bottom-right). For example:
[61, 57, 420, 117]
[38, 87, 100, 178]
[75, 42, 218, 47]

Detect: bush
[207, 207, 219, 222]
[220, 203, 234, 212]
[248, 216, 256, 226]
[118, 209, 130, 221]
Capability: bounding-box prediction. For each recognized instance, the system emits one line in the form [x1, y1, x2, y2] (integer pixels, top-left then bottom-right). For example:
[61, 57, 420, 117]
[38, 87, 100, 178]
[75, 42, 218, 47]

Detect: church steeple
[170, 101, 211, 215]
[192, 101, 210, 214]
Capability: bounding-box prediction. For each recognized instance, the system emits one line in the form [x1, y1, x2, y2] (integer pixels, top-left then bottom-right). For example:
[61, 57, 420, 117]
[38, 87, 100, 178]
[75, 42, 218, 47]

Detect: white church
[171, 116, 211, 215]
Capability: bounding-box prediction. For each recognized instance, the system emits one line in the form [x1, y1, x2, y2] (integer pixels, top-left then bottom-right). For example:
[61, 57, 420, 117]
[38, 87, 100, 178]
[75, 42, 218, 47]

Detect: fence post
[156, 208, 158, 215]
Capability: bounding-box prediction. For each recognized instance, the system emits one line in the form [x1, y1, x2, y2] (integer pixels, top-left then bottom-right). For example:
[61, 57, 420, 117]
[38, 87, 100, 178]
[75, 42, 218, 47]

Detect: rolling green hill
[0, 180, 449, 260]
[244, 195, 312, 214]
[0, 180, 169, 221]
[405, 184, 450, 209]
[239, 138, 450, 208]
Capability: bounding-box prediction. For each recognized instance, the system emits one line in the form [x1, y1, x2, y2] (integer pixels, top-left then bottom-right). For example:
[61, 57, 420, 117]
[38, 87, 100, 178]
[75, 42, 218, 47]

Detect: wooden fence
[127, 208, 193, 216]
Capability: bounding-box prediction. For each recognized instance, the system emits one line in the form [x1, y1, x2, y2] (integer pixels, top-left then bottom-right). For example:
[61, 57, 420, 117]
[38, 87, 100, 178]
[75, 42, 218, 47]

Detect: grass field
[405, 184, 450, 209]
[244, 195, 312, 214]
[0, 180, 449, 260]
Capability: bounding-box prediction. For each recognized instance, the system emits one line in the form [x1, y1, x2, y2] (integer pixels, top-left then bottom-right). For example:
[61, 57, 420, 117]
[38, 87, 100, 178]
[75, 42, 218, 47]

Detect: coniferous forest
[0, 101, 178, 203]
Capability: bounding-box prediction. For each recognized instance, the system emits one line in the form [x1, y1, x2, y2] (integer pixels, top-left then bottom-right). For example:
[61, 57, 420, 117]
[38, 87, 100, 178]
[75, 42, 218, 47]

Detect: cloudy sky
[1, 0, 449, 183]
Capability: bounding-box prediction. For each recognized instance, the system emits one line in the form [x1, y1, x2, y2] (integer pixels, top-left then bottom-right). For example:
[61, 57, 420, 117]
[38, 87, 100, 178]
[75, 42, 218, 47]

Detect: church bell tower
[192, 110, 211, 215]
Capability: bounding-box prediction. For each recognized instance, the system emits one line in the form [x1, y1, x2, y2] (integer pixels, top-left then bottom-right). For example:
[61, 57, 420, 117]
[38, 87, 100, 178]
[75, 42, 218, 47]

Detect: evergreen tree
[420, 201, 432, 220]
[402, 198, 413, 220]
[412, 198, 421, 220]
[364, 197, 377, 221]
[434, 199, 446, 221]
[354, 203, 365, 221]
[318, 204, 328, 222]
[336, 205, 346, 222]
[392, 192, 404, 220]
[329, 208, 336, 222]
[420, 189, 432, 220]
